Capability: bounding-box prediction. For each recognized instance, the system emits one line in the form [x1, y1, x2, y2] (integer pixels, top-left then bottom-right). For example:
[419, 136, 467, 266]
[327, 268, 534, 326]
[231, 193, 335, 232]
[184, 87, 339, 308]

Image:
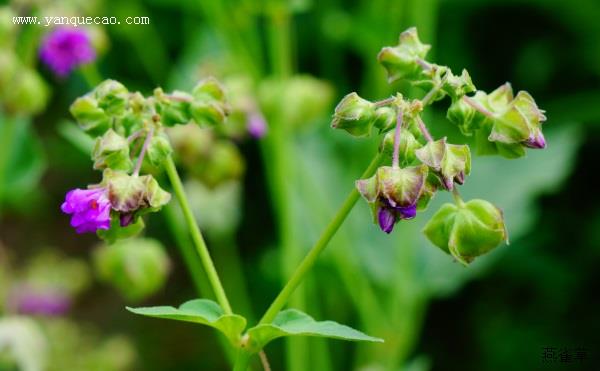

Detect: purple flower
[247, 110, 267, 139]
[10, 288, 71, 316]
[377, 199, 417, 234]
[61, 187, 111, 233]
[39, 27, 95, 77]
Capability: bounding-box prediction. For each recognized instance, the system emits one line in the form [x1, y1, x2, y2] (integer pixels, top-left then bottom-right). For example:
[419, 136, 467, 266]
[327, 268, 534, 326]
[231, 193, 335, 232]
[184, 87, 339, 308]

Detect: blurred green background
[1, 0, 599, 370]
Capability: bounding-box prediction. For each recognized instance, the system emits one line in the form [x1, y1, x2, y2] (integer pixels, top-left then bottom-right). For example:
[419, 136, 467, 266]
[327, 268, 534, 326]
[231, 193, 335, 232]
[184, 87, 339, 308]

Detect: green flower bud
[415, 138, 471, 190]
[377, 27, 431, 83]
[423, 199, 507, 265]
[331, 92, 376, 137]
[94, 80, 129, 116]
[146, 132, 172, 167]
[103, 170, 170, 213]
[381, 127, 422, 167]
[94, 238, 169, 301]
[92, 129, 132, 171]
[446, 91, 490, 136]
[373, 106, 397, 132]
[190, 77, 229, 127]
[197, 141, 245, 187]
[154, 88, 193, 127]
[441, 69, 476, 101]
[3, 68, 49, 115]
[70, 96, 111, 136]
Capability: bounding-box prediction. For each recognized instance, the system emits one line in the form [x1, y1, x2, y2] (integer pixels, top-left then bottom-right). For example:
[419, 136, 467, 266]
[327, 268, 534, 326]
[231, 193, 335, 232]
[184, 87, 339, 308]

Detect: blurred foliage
[1, 0, 599, 370]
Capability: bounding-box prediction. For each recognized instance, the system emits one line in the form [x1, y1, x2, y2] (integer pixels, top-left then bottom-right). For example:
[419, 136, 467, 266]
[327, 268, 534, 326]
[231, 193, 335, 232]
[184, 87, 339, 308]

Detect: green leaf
[245, 309, 383, 353]
[126, 299, 246, 345]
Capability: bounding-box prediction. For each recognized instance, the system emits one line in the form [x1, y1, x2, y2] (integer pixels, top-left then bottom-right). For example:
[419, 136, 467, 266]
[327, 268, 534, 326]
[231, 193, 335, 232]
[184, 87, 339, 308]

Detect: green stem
[80, 64, 103, 87]
[452, 187, 465, 208]
[259, 152, 384, 324]
[233, 350, 252, 371]
[0, 116, 17, 213]
[164, 156, 232, 314]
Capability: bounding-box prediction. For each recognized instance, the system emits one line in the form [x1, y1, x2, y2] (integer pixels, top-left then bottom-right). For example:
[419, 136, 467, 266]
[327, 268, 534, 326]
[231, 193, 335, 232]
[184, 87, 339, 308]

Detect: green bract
[423, 199, 508, 265]
[92, 129, 132, 171]
[377, 27, 431, 83]
[415, 138, 471, 190]
[102, 169, 170, 214]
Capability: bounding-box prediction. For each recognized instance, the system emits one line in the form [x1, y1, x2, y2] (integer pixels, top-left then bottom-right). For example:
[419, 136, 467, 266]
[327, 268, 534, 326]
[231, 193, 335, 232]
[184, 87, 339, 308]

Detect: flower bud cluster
[63, 78, 229, 240]
[331, 27, 545, 264]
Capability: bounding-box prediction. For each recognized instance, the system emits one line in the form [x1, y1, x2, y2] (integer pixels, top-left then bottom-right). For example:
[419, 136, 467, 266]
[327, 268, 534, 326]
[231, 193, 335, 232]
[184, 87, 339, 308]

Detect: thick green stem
[233, 350, 253, 371]
[259, 152, 384, 324]
[164, 156, 232, 314]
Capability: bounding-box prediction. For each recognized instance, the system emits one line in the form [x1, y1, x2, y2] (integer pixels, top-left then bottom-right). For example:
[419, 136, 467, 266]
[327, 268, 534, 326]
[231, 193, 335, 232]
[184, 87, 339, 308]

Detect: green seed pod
[190, 77, 229, 127]
[94, 238, 169, 301]
[441, 69, 476, 101]
[357, 165, 428, 208]
[92, 129, 133, 171]
[423, 199, 508, 265]
[446, 91, 490, 136]
[377, 27, 431, 83]
[373, 106, 397, 132]
[331, 92, 376, 137]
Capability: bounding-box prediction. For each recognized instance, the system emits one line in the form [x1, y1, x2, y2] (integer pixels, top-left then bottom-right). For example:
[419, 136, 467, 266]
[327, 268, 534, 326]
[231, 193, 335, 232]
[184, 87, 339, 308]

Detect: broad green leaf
[245, 309, 383, 353]
[126, 299, 246, 345]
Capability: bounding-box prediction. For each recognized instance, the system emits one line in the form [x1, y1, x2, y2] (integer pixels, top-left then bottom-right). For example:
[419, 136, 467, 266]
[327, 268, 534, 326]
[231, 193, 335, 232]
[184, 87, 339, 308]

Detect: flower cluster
[62, 78, 229, 241]
[331, 27, 547, 264]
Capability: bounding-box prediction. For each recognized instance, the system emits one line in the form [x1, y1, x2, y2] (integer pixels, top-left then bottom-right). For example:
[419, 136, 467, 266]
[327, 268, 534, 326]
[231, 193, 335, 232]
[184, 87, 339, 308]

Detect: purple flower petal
[396, 203, 417, 219]
[523, 130, 546, 149]
[62, 187, 111, 234]
[39, 27, 96, 77]
[377, 206, 397, 234]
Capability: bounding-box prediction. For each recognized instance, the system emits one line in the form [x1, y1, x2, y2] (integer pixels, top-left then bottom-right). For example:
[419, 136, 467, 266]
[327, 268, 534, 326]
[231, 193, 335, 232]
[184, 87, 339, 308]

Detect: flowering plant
[61, 27, 547, 370]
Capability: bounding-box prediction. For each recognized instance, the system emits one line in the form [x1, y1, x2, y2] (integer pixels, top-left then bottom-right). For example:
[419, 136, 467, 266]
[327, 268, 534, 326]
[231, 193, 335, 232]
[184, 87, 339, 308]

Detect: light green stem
[259, 152, 384, 324]
[164, 156, 232, 314]
[233, 350, 252, 371]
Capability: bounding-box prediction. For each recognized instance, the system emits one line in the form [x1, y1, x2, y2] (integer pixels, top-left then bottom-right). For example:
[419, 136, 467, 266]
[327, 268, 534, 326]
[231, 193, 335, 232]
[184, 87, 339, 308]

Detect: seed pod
[377, 27, 431, 83]
[331, 92, 376, 137]
[423, 199, 508, 265]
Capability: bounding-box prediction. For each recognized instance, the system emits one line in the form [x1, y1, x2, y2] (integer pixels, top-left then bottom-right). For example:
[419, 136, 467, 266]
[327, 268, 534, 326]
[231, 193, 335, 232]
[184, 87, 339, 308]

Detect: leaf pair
[127, 299, 382, 353]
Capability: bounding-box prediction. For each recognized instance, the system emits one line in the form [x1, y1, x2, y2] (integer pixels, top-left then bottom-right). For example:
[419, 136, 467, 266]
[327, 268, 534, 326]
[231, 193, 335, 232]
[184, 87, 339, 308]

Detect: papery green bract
[423, 199, 507, 265]
[94, 237, 169, 301]
[127, 299, 247, 346]
[146, 132, 173, 167]
[441, 69, 476, 101]
[447, 83, 547, 158]
[190, 77, 229, 127]
[357, 165, 428, 209]
[94, 80, 129, 116]
[415, 138, 471, 190]
[244, 309, 383, 354]
[377, 27, 431, 83]
[102, 169, 171, 213]
[331, 92, 376, 137]
[70, 95, 111, 136]
[92, 129, 132, 171]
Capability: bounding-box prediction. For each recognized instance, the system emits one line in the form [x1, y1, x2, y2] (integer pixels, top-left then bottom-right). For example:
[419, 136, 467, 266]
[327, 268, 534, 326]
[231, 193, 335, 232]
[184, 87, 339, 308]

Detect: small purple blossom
[61, 187, 111, 233]
[39, 27, 96, 77]
[10, 288, 71, 316]
[523, 131, 546, 149]
[247, 110, 268, 139]
[377, 199, 417, 234]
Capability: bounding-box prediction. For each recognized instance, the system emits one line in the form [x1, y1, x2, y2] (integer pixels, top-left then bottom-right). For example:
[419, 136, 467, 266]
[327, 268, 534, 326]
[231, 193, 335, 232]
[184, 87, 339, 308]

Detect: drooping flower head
[39, 27, 95, 77]
[356, 165, 428, 234]
[61, 187, 111, 233]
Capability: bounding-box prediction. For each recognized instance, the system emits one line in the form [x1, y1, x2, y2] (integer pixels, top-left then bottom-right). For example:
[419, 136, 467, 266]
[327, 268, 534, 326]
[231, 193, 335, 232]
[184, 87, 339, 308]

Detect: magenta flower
[61, 187, 111, 233]
[39, 27, 96, 77]
[247, 110, 268, 139]
[10, 288, 71, 316]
